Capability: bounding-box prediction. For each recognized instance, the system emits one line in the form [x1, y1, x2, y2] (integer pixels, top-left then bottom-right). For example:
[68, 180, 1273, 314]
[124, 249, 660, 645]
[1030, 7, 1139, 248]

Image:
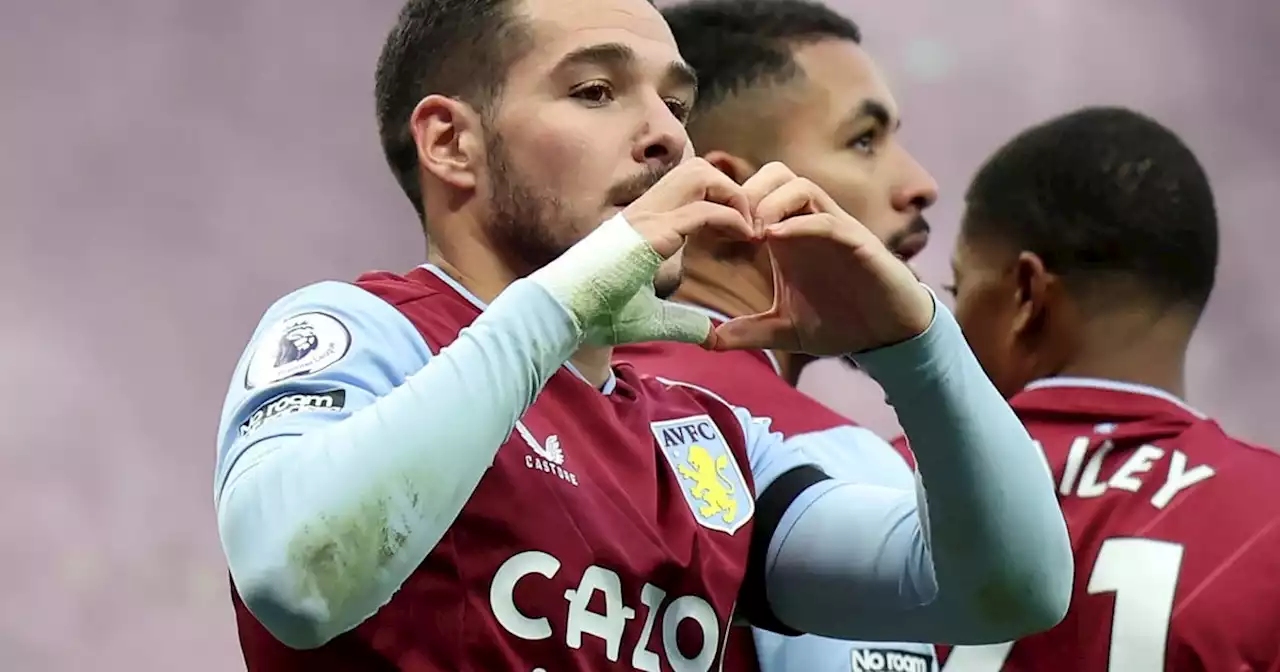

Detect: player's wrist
[529, 214, 664, 331]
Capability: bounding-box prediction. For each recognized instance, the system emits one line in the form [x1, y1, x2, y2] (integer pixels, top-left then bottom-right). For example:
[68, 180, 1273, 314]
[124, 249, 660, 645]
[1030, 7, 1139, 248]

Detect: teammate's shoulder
[1128, 423, 1280, 523]
[1161, 428, 1280, 551]
[1201, 423, 1280, 474]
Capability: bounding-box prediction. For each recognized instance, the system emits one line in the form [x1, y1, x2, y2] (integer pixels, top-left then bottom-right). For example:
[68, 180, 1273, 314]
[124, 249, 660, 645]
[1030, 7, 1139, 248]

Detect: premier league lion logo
[244, 312, 351, 389]
[275, 323, 319, 367]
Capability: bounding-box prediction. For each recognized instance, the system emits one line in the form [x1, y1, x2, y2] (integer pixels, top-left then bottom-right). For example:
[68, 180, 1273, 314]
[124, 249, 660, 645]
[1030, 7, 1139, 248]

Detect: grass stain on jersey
[286, 487, 415, 627]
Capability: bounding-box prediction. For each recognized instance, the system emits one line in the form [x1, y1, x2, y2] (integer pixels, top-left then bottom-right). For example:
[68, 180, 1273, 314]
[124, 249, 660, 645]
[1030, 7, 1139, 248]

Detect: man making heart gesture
[214, 0, 1071, 668]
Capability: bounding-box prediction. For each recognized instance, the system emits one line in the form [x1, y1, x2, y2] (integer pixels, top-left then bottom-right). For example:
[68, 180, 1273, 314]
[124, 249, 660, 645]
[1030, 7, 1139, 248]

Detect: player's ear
[410, 94, 484, 191]
[702, 150, 756, 185]
[1012, 250, 1051, 338]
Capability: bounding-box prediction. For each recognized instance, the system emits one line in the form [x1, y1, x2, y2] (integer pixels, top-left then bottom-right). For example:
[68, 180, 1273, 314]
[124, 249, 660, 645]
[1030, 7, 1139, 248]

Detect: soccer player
[617, 2, 941, 670]
[212, 0, 1072, 669]
[935, 106, 1280, 671]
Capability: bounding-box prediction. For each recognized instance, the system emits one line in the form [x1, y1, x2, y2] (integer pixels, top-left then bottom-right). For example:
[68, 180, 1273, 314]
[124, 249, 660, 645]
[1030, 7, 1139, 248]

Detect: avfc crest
[245, 312, 351, 389]
[650, 414, 754, 535]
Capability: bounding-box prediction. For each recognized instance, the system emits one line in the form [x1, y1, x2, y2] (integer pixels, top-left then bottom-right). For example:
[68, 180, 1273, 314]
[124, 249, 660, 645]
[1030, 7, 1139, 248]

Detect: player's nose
[892, 151, 939, 214]
[632, 99, 690, 171]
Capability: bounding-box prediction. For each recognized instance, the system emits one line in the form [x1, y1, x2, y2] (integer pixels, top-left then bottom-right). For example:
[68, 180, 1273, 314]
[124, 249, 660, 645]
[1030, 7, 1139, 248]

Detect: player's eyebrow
[842, 98, 902, 133]
[553, 42, 698, 96]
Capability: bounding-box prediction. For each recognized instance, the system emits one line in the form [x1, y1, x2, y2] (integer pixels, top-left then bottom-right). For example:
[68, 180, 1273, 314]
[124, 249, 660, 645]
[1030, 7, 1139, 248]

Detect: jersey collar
[418, 264, 618, 395]
[1021, 376, 1206, 419]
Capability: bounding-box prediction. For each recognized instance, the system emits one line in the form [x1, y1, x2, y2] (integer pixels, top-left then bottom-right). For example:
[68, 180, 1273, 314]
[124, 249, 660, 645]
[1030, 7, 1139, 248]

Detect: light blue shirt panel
[788, 425, 917, 489]
[740, 297, 1071, 644]
[754, 424, 937, 671]
[214, 272, 816, 518]
[214, 280, 432, 499]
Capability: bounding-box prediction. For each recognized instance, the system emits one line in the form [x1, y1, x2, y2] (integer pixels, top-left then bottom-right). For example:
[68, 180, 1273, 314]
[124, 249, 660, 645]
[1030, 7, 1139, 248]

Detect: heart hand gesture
[709, 163, 934, 355]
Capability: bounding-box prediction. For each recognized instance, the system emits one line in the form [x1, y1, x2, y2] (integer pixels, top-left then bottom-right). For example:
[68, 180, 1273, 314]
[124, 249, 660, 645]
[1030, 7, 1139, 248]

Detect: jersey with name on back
[618, 337, 935, 672]
[937, 378, 1280, 672]
[222, 267, 821, 671]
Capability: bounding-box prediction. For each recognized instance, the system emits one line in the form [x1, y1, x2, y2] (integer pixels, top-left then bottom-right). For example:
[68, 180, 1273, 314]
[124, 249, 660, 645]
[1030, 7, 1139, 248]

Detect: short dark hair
[374, 0, 532, 217]
[964, 106, 1219, 313]
[662, 0, 862, 117]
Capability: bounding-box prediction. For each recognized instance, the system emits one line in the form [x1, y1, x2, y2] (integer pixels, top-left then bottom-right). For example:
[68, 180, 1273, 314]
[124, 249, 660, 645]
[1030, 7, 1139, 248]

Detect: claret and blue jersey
[620, 317, 939, 672]
[214, 263, 1071, 671]
[217, 266, 863, 670]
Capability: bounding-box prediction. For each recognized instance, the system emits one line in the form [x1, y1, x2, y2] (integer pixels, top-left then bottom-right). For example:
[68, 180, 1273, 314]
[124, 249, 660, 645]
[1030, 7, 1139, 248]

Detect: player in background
[618, 2, 940, 670]
[936, 106, 1280, 671]
[213, 0, 1073, 668]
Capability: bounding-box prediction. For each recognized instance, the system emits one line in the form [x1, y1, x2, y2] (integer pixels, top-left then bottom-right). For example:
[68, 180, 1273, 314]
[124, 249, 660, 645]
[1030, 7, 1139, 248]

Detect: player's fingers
[740, 162, 798, 212]
[708, 312, 796, 352]
[766, 212, 884, 255]
[674, 201, 755, 241]
[607, 290, 713, 346]
[761, 213, 836, 240]
[691, 163, 754, 227]
[753, 178, 823, 227]
[652, 300, 716, 345]
[639, 201, 751, 258]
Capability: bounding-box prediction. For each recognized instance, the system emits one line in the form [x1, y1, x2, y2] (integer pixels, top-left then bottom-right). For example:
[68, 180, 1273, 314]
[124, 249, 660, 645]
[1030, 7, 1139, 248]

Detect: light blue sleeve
[213, 281, 432, 497]
[740, 292, 1073, 645]
[214, 278, 580, 650]
[738, 412, 937, 626]
[784, 425, 916, 489]
[753, 426, 938, 672]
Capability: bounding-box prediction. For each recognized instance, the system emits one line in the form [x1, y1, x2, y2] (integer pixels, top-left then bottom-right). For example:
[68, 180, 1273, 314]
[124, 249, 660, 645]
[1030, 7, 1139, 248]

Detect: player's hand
[709, 162, 934, 355]
[530, 158, 756, 347]
[580, 158, 755, 347]
[621, 157, 756, 257]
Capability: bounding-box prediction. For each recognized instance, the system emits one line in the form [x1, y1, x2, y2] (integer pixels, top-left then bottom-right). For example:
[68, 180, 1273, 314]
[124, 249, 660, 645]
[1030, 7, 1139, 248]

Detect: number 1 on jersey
[1088, 538, 1183, 671]
[943, 537, 1184, 672]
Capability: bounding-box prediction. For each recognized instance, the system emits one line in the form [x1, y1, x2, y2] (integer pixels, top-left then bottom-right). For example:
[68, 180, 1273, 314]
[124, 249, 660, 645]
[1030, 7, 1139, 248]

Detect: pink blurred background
[1, 0, 1276, 668]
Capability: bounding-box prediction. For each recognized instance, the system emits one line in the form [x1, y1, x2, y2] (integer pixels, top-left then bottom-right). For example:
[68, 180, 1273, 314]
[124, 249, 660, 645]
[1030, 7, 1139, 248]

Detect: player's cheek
[955, 303, 1006, 387]
[951, 296, 981, 345]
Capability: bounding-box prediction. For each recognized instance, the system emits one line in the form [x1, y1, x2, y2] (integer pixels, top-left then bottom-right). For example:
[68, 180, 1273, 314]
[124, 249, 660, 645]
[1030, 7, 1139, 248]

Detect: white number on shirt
[943, 537, 1184, 672]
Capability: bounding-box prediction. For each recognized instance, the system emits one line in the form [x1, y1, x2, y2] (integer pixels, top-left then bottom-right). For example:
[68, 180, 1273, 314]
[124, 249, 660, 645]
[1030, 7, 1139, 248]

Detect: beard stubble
[482, 132, 684, 297]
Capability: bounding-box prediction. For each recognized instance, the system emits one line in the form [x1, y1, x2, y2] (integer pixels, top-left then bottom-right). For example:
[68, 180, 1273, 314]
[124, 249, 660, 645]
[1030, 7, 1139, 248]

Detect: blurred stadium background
[1, 0, 1276, 668]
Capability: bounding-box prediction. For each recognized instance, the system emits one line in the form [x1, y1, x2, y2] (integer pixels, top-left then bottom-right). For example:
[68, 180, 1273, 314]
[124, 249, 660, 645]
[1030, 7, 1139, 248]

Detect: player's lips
[892, 230, 929, 261]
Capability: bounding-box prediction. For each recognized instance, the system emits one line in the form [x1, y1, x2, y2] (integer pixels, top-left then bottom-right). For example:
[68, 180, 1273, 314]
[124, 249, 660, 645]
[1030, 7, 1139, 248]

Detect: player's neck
[675, 254, 786, 378]
[426, 242, 616, 389]
[1055, 315, 1194, 399]
[571, 346, 614, 389]
[674, 255, 774, 323]
[426, 240, 517, 305]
